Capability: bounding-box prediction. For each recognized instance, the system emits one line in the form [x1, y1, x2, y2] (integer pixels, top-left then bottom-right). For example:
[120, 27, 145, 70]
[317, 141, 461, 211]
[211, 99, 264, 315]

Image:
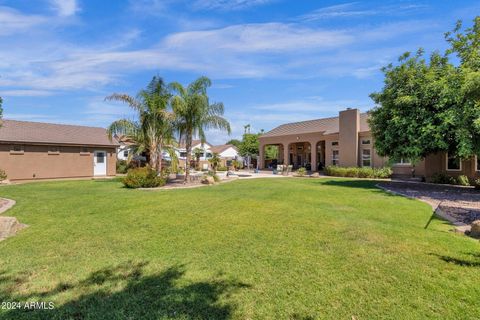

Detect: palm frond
[105, 94, 142, 111]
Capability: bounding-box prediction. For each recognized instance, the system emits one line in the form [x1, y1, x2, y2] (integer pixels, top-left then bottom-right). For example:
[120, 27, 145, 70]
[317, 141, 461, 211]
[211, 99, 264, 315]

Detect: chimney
[339, 108, 360, 167]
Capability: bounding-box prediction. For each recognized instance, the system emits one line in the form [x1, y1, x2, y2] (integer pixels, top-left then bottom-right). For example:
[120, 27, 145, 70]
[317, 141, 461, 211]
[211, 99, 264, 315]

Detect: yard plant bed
[0, 178, 479, 319]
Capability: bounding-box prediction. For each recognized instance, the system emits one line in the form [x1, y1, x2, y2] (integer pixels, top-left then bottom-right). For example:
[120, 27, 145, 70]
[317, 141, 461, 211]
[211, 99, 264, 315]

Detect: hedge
[324, 166, 392, 179]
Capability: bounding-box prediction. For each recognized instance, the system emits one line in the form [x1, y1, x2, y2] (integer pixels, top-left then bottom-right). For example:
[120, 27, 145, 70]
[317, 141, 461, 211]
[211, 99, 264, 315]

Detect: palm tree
[106, 76, 174, 173]
[193, 147, 203, 170]
[208, 152, 221, 173]
[170, 76, 231, 183]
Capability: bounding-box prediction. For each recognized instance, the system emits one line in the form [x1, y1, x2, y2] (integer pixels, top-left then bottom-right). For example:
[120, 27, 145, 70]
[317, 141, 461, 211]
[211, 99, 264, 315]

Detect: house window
[123, 150, 129, 157]
[446, 153, 461, 171]
[180, 152, 187, 158]
[48, 146, 60, 154]
[11, 145, 24, 154]
[362, 149, 371, 167]
[332, 141, 339, 146]
[476, 155, 480, 172]
[361, 139, 371, 145]
[394, 158, 411, 165]
[206, 153, 212, 158]
[332, 150, 339, 166]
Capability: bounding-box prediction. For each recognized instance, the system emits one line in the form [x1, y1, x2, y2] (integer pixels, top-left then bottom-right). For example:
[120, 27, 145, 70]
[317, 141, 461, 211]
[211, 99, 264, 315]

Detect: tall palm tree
[170, 76, 231, 183]
[106, 76, 174, 173]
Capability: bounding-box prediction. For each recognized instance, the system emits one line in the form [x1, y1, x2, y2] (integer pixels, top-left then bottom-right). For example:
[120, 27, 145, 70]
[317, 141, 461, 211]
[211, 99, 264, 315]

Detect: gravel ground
[378, 182, 480, 225]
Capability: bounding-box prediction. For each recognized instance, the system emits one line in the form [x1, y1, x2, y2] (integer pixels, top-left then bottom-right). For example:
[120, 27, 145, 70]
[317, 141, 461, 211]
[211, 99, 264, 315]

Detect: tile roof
[210, 144, 237, 154]
[261, 113, 370, 138]
[0, 120, 118, 147]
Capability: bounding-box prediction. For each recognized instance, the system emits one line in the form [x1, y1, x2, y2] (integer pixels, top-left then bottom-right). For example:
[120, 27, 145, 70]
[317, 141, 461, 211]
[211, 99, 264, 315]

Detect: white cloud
[164, 23, 353, 53]
[0, 90, 54, 97]
[193, 0, 274, 11]
[300, 3, 377, 21]
[299, 2, 429, 21]
[49, 0, 79, 17]
[0, 6, 47, 35]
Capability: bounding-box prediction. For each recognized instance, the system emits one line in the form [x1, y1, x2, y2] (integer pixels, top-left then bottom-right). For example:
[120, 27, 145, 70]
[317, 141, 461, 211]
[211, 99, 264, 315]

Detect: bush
[216, 166, 228, 171]
[0, 169, 6, 181]
[297, 167, 307, 176]
[116, 160, 130, 174]
[324, 166, 392, 179]
[122, 167, 166, 188]
[473, 178, 480, 190]
[457, 175, 470, 186]
[430, 173, 457, 185]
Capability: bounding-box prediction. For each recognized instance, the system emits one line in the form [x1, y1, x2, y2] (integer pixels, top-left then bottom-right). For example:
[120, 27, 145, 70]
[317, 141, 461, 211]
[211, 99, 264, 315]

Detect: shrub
[456, 175, 470, 186]
[116, 160, 130, 174]
[217, 166, 228, 171]
[324, 166, 392, 179]
[233, 160, 243, 170]
[0, 169, 6, 181]
[430, 172, 456, 185]
[473, 178, 480, 190]
[122, 167, 166, 188]
[297, 167, 307, 176]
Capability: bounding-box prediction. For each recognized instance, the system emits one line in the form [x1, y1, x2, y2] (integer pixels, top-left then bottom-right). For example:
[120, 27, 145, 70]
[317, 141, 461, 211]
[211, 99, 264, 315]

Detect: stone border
[375, 184, 470, 234]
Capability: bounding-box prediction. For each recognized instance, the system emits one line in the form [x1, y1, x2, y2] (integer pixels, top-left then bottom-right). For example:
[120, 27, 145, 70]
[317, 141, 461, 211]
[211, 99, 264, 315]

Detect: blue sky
[0, 0, 479, 144]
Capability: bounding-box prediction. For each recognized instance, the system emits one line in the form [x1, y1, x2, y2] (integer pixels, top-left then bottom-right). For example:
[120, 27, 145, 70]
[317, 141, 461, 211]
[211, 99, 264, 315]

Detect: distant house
[259, 108, 480, 179]
[0, 120, 118, 181]
[177, 140, 241, 170]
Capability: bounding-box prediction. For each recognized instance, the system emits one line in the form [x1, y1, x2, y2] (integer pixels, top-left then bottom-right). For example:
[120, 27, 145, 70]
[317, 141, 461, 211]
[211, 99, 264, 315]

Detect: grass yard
[0, 178, 479, 319]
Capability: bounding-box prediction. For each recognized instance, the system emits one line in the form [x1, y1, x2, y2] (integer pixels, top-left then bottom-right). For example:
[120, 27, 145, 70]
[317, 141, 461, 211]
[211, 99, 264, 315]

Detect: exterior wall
[424, 152, 479, 180]
[258, 108, 480, 179]
[0, 143, 116, 181]
[338, 109, 360, 167]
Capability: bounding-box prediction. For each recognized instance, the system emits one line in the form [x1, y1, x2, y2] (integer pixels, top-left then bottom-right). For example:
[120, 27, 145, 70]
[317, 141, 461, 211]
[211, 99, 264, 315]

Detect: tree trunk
[184, 134, 192, 184]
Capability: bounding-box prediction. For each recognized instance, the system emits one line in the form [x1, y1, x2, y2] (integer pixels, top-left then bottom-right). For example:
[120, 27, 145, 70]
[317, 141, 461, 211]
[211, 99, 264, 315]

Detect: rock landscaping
[0, 198, 26, 241]
[378, 181, 480, 235]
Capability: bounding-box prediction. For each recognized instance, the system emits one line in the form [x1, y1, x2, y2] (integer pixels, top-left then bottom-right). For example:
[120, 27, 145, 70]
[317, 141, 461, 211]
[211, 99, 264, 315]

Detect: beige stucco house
[0, 120, 118, 181]
[259, 108, 480, 179]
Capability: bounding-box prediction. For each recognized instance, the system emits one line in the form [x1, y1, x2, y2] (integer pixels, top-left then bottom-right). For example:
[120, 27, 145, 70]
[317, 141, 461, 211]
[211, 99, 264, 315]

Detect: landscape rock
[0, 216, 27, 241]
[201, 176, 215, 185]
[470, 220, 480, 238]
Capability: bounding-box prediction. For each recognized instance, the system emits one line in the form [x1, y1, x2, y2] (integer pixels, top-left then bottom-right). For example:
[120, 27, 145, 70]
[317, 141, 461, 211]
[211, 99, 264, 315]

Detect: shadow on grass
[431, 253, 480, 268]
[317, 179, 389, 191]
[0, 261, 250, 320]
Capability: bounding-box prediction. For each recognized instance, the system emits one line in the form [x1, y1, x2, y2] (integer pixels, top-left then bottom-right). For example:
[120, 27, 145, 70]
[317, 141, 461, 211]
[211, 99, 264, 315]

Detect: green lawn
[0, 178, 479, 319]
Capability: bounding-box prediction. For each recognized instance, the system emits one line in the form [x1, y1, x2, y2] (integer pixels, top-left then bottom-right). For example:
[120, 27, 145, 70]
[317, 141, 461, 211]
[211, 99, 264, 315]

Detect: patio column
[310, 141, 317, 171]
[284, 143, 290, 165]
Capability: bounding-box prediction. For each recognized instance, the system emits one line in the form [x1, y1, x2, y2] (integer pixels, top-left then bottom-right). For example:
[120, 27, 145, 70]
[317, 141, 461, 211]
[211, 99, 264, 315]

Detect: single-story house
[0, 120, 118, 181]
[177, 140, 241, 170]
[258, 108, 480, 179]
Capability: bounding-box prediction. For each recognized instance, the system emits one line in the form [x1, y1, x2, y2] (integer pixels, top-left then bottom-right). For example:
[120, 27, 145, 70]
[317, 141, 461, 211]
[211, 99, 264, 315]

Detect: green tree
[265, 145, 279, 160]
[106, 76, 175, 173]
[226, 139, 241, 148]
[369, 17, 480, 163]
[238, 133, 259, 158]
[170, 76, 231, 183]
